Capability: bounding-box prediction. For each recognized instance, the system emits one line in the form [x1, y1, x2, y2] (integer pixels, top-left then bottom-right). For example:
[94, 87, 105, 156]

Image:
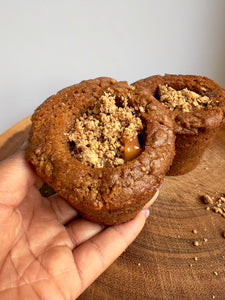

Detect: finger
[67, 190, 158, 250]
[142, 189, 159, 209]
[73, 209, 148, 297]
[66, 218, 104, 250]
[34, 176, 45, 190]
[0, 151, 39, 208]
[48, 194, 79, 224]
[17, 145, 44, 190]
[19, 138, 28, 151]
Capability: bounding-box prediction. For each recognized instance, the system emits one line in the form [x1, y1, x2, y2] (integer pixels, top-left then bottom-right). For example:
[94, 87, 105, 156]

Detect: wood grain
[1, 118, 225, 299]
[0, 116, 31, 161]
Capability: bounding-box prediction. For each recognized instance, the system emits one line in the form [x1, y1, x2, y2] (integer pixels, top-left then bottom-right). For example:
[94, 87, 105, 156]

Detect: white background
[1, 0, 225, 134]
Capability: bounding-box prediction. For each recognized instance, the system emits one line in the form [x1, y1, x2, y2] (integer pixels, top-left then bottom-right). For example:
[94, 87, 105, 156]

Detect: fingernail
[159, 181, 164, 190]
[141, 209, 150, 219]
[20, 139, 28, 151]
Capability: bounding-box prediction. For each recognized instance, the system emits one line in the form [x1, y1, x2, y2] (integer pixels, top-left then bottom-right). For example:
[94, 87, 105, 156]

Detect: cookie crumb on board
[201, 193, 225, 218]
[201, 194, 214, 205]
[191, 228, 209, 248]
[194, 257, 198, 261]
[193, 241, 200, 247]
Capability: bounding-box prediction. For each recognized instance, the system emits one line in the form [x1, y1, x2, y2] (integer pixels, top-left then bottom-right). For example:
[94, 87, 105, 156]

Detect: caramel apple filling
[67, 88, 143, 168]
[123, 135, 142, 162]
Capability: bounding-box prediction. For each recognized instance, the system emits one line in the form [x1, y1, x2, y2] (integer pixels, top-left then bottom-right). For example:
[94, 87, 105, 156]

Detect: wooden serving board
[1, 118, 225, 299]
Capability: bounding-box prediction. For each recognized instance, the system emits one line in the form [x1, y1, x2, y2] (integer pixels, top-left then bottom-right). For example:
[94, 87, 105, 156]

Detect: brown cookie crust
[133, 74, 225, 134]
[133, 74, 225, 175]
[26, 77, 175, 225]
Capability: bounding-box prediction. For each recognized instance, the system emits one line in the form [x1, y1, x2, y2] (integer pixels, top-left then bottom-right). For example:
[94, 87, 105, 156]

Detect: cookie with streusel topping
[26, 77, 175, 225]
[133, 74, 225, 175]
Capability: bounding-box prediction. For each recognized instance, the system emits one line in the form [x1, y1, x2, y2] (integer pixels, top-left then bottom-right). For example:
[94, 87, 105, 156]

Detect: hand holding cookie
[0, 151, 158, 299]
[26, 77, 175, 225]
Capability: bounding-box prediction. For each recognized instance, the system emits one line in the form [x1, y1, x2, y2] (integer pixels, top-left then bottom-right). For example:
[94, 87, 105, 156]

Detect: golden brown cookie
[133, 74, 225, 175]
[26, 77, 175, 225]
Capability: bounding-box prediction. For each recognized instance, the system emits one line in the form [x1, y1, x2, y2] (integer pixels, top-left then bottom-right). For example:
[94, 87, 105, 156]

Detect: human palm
[0, 152, 156, 300]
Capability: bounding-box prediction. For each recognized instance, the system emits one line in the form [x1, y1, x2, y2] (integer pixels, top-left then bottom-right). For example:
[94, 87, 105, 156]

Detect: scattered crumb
[193, 241, 200, 247]
[201, 194, 225, 218]
[213, 271, 218, 276]
[67, 89, 143, 168]
[223, 232, 225, 238]
[158, 84, 211, 113]
[220, 196, 225, 203]
[212, 207, 225, 217]
[201, 194, 214, 205]
[192, 229, 198, 234]
[189, 264, 193, 267]
[203, 238, 208, 242]
[194, 257, 198, 261]
[137, 263, 141, 266]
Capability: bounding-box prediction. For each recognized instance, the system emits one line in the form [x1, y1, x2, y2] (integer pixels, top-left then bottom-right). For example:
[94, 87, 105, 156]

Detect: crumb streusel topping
[67, 88, 143, 168]
[158, 84, 212, 113]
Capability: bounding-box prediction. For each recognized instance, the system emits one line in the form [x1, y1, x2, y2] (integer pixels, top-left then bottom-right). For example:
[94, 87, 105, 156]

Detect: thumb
[0, 151, 37, 209]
